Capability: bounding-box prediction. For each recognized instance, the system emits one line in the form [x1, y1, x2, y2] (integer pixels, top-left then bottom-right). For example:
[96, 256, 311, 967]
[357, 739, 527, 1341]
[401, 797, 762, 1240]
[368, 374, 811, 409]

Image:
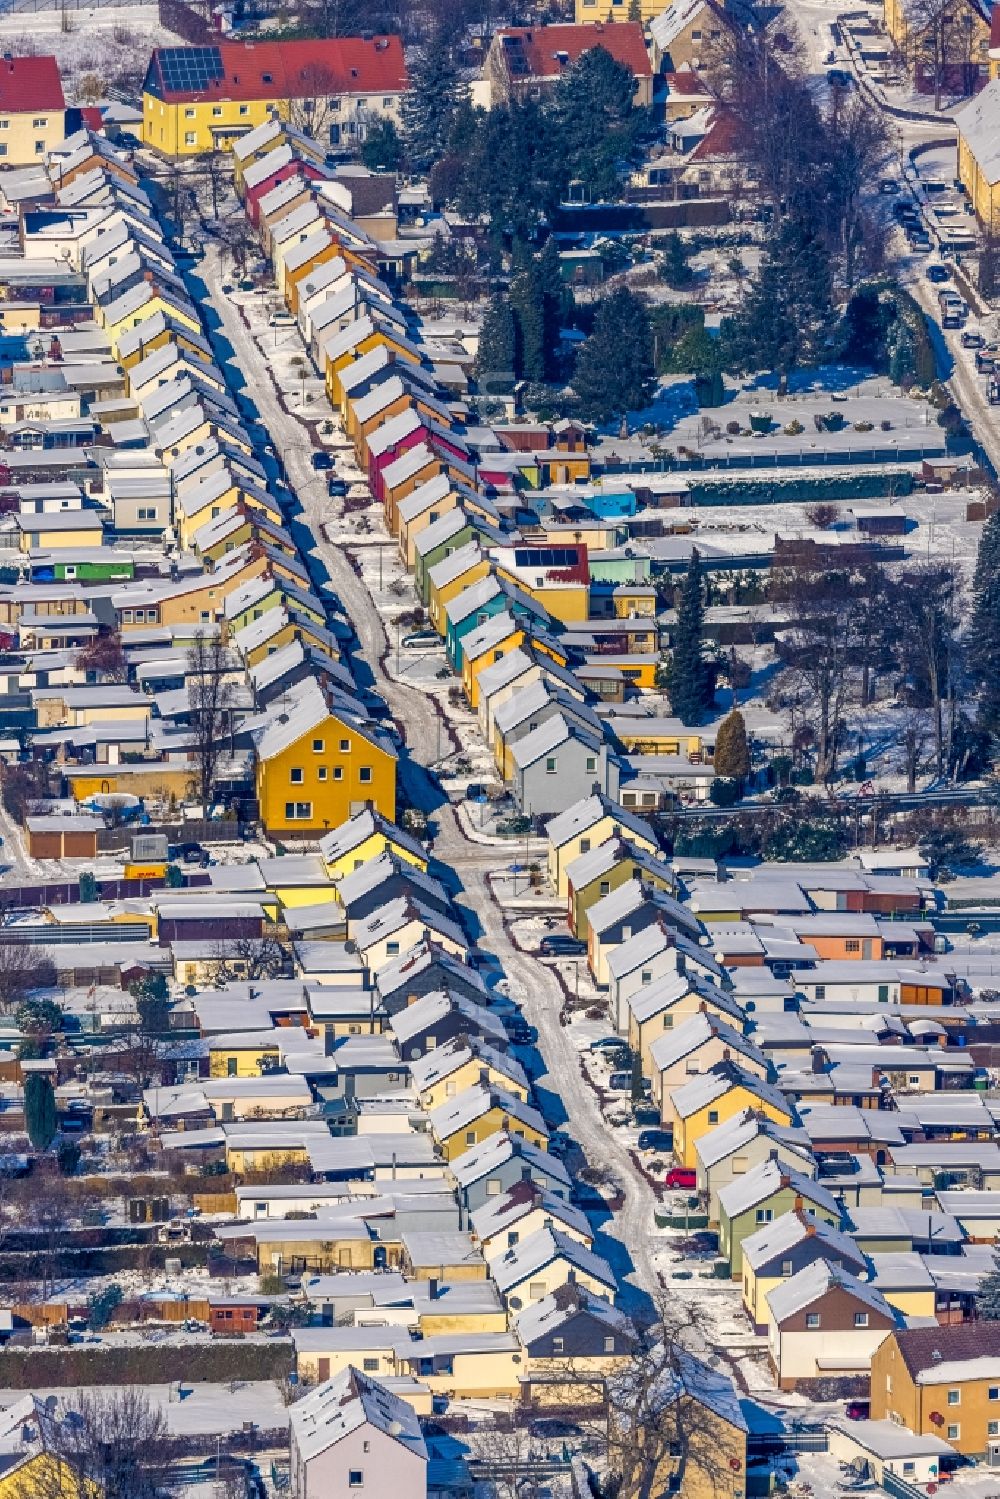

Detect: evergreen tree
[714, 709, 751, 780]
[538, 237, 570, 380]
[24, 1071, 56, 1153]
[475, 295, 516, 390]
[552, 46, 644, 202]
[976, 1240, 1000, 1320]
[725, 218, 834, 376]
[669, 549, 715, 724]
[360, 117, 402, 172]
[510, 265, 546, 383]
[401, 32, 467, 170]
[660, 232, 693, 289]
[573, 286, 654, 422]
[975, 508, 1000, 597]
[970, 510, 1000, 732]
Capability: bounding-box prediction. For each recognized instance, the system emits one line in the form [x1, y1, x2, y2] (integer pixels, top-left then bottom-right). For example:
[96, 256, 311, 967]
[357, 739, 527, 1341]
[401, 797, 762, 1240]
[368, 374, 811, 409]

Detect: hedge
[0, 1244, 211, 1277]
[0, 1340, 293, 1388]
[688, 471, 915, 506]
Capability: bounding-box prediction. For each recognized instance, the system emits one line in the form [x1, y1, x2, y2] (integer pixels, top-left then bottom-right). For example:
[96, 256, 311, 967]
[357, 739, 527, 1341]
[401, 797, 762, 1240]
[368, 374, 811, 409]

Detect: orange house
[285, 238, 344, 317]
[322, 313, 421, 409]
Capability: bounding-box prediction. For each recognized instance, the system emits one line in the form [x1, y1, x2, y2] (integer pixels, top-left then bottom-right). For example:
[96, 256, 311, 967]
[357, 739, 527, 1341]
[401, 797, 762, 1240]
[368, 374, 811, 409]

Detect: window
[349, 1472, 364, 1488]
[465, 1130, 476, 1145]
[604, 1336, 615, 1353]
[339, 738, 350, 752]
[947, 1390, 961, 1406]
[845, 939, 860, 953]
[184, 132, 196, 146]
[708, 1109, 719, 1123]
[585, 757, 597, 773]
[947, 1425, 960, 1441]
[551, 1336, 565, 1353]
[755, 1208, 773, 1224]
[909, 1074, 921, 1085]
[814, 985, 825, 1000]
[185, 107, 195, 117]
[486, 1179, 502, 1196]
[878, 984, 889, 1001]
[662, 1014, 673, 1028]
[781, 1260, 793, 1276]
[854, 1312, 869, 1328]
[903, 1464, 916, 1478]
[312, 739, 325, 752]
[0, 120, 8, 128]
[34, 140, 44, 154]
[289, 768, 304, 784]
[359, 767, 372, 783]
[386, 941, 399, 956]
[805, 1313, 820, 1329]
[32, 117, 47, 127]
[137, 506, 157, 520]
[318, 767, 328, 781]
[285, 802, 312, 820]
[990, 1422, 1000, 1438]
[529, 1281, 547, 1300]
[599, 881, 611, 896]
[212, 105, 223, 117]
[990, 1387, 1000, 1402]
[334, 768, 344, 781]
[239, 104, 249, 115]
[262, 71, 273, 83]
[545, 757, 558, 774]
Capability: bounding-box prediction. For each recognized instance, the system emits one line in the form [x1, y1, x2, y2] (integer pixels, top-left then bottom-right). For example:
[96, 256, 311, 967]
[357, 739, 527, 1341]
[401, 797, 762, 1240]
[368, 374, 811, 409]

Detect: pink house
[289, 1365, 427, 1499]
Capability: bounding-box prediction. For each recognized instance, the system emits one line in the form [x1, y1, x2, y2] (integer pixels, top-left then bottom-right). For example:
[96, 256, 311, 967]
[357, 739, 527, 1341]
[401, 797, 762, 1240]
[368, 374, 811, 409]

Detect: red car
[664, 1167, 697, 1190]
[846, 1401, 870, 1421]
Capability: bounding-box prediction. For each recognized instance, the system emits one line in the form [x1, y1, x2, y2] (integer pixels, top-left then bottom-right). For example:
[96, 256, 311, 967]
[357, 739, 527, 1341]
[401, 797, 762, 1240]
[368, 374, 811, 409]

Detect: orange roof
[665, 67, 712, 94]
[144, 36, 406, 105]
[0, 55, 64, 114]
[690, 106, 743, 159]
[495, 21, 652, 81]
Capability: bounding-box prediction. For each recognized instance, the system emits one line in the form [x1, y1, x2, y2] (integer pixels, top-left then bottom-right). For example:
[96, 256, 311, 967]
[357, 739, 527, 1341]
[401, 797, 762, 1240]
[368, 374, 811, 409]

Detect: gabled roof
[765, 1259, 896, 1326]
[545, 790, 656, 852]
[649, 1009, 767, 1076]
[0, 55, 65, 112]
[448, 1130, 570, 1190]
[718, 1157, 839, 1221]
[493, 22, 651, 81]
[489, 1225, 615, 1295]
[514, 1281, 633, 1345]
[742, 1208, 866, 1273]
[144, 37, 407, 106]
[289, 1365, 427, 1465]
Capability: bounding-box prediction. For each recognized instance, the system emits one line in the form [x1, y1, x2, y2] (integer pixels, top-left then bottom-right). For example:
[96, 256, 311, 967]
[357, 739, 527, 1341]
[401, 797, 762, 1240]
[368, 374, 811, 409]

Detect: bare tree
[75, 630, 127, 683]
[772, 568, 855, 782]
[287, 65, 339, 142]
[892, 562, 963, 778]
[15, 1387, 172, 1499]
[187, 629, 236, 812]
[0, 943, 56, 1013]
[901, 707, 930, 794]
[211, 934, 287, 985]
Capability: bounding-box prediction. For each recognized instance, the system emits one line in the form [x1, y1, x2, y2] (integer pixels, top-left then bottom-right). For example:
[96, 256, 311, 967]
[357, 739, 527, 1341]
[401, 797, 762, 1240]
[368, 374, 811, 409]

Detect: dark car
[927, 263, 951, 283]
[638, 1129, 674, 1152]
[827, 67, 853, 87]
[539, 934, 587, 956]
[168, 841, 207, 864]
[506, 1020, 534, 1045]
[327, 476, 348, 497]
[311, 451, 333, 471]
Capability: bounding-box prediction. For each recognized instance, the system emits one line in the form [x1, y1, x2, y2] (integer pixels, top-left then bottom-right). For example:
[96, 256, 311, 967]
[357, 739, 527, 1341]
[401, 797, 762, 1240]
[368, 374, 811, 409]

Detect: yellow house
[0, 56, 67, 166]
[66, 762, 196, 806]
[490, 1225, 615, 1307]
[614, 1351, 748, 1499]
[17, 512, 104, 553]
[232, 607, 335, 669]
[461, 614, 526, 709]
[428, 545, 490, 636]
[101, 288, 201, 360]
[566, 839, 674, 940]
[398, 475, 458, 570]
[208, 1031, 284, 1078]
[141, 37, 407, 157]
[885, 0, 989, 90]
[319, 807, 427, 880]
[254, 678, 397, 838]
[293, 1328, 523, 1401]
[956, 78, 1000, 230]
[429, 1084, 548, 1162]
[627, 976, 740, 1081]
[546, 793, 660, 897]
[0, 1442, 96, 1499]
[668, 1064, 795, 1168]
[225, 1136, 311, 1175]
[611, 719, 711, 756]
[410, 1038, 528, 1113]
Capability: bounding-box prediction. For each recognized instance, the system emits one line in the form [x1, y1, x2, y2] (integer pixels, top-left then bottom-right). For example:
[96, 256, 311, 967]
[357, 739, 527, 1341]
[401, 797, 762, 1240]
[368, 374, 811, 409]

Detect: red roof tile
[0, 55, 65, 114]
[145, 36, 407, 105]
[689, 106, 743, 159]
[666, 67, 711, 94]
[496, 21, 652, 81]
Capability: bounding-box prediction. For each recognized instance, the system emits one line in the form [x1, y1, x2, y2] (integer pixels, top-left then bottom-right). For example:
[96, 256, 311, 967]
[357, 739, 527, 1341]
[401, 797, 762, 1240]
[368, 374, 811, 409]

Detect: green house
[717, 1158, 842, 1278]
[413, 508, 473, 606]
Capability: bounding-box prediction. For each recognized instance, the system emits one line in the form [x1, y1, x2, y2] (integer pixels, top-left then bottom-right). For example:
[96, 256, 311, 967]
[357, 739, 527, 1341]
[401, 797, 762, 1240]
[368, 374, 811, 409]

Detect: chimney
[521, 1165, 533, 1183]
[676, 951, 686, 976]
[479, 1068, 490, 1086]
[805, 1221, 816, 1237]
[427, 1277, 438, 1300]
[793, 1194, 803, 1212]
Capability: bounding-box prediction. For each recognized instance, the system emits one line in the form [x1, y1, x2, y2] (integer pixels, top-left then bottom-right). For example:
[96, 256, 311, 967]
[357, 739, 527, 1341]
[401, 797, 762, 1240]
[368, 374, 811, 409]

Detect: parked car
[327, 476, 348, 497]
[827, 67, 853, 86]
[589, 1036, 623, 1053]
[638, 1129, 674, 1152]
[311, 451, 333, 471]
[962, 330, 985, 348]
[608, 1071, 632, 1092]
[539, 934, 586, 956]
[167, 841, 207, 864]
[268, 311, 295, 328]
[400, 629, 439, 649]
[665, 1166, 698, 1190]
[926, 263, 951, 283]
[846, 1401, 870, 1421]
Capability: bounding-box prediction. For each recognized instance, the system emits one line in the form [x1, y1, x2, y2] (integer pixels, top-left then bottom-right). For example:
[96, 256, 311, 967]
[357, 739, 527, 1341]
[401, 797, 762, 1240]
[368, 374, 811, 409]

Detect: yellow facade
[416, 1057, 527, 1113]
[66, 763, 195, 804]
[573, 0, 663, 22]
[462, 626, 526, 708]
[321, 826, 427, 881]
[0, 1450, 96, 1499]
[209, 1042, 282, 1078]
[548, 814, 659, 897]
[669, 1086, 793, 1169]
[225, 1142, 310, 1174]
[256, 708, 396, 838]
[0, 109, 66, 166]
[434, 1105, 547, 1162]
[103, 295, 201, 358]
[429, 558, 492, 636]
[613, 723, 708, 754]
[295, 1337, 521, 1401]
[619, 1392, 748, 1499]
[958, 122, 1000, 231]
[570, 856, 673, 940]
[627, 986, 730, 1080]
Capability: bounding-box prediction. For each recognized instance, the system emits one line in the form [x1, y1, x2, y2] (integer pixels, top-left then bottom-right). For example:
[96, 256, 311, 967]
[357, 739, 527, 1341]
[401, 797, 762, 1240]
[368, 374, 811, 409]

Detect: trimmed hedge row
[688, 471, 915, 506]
[0, 1244, 211, 1277]
[0, 1340, 293, 1388]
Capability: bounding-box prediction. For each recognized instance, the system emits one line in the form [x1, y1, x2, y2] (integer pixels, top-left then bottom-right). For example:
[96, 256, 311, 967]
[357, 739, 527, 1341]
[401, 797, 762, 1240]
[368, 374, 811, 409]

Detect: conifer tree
[714, 708, 751, 781]
[475, 295, 516, 391]
[401, 32, 466, 169]
[510, 265, 546, 383]
[25, 1071, 56, 1153]
[725, 218, 833, 376]
[573, 286, 653, 421]
[669, 549, 715, 724]
[976, 1239, 1000, 1320]
[538, 237, 570, 380]
[971, 510, 1000, 732]
[975, 507, 1000, 597]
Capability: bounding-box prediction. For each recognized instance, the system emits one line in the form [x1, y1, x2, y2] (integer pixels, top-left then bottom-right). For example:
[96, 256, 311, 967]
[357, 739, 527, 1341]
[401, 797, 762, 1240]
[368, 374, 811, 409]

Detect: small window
[781, 1260, 793, 1276]
[947, 1425, 960, 1441]
[340, 738, 350, 751]
[285, 802, 312, 820]
[239, 104, 249, 115]
[529, 1281, 547, 1300]
[185, 107, 195, 117]
[845, 939, 860, 953]
[603, 1335, 615, 1353]
[579, 838, 591, 853]
[32, 117, 47, 127]
[465, 1130, 476, 1145]
[34, 140, 44, 154]
[312, 738, 325, 752]
[552, 1336, 564, 1354]
[903, 1464, 916, 1477]
[289, 768, 304, 784]
[318, 767, 328, 781]
[989, 1387, 1000, 1402]
[545, 757, 558, 774]
[386, 942, 399, 956]
[641, 970, 652, 985]
[708, 1109, 719, 1123]
[908, 1074, 921, 1085]
[990, 1422, 1000, 1437]
[947, 1390, 961, 1406]
[814, 985, 826, 1000]
[805, 1313, 820, 1329]
[756, 1208, 773, 1224]
[599, 881, 611, 896]
[262, 71, 273, 83]
[349, 1471, 364, 1488]
[585, 757, 596, 773]
[359, 767, 372, 783]
[662, 1014, 673, 1029]
[877, 984, 889, 1001]
[334, 768, 344, 781]
[212, 105, 223, 117]
[854, 1312, 869, 1328]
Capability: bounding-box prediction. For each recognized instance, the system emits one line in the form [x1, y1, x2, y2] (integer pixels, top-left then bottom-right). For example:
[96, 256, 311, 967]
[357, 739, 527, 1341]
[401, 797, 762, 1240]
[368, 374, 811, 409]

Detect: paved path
[194, 247, 663, 1311]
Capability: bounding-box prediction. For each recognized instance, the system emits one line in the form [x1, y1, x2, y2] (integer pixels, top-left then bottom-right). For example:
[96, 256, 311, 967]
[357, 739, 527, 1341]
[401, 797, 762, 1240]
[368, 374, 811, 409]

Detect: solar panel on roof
[513, 547, 579, 568]
[158, 46, 225, 92]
